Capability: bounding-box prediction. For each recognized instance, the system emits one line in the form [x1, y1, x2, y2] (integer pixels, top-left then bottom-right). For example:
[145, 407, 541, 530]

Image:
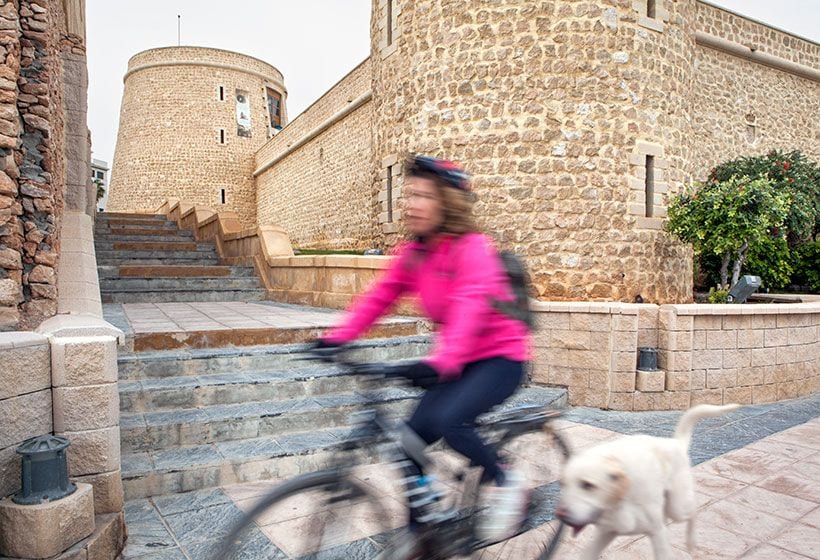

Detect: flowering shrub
[666, 175, 790, 290]
[708, 150, 819, 244]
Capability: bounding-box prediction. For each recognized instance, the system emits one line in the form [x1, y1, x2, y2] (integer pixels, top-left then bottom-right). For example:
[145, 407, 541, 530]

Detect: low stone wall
[531, 301, 819, 410]
[0, 318, 126, 559]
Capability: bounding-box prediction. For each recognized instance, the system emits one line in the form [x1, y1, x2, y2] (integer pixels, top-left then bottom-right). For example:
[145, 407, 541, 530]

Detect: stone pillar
[58, 0, 104, 317]
[38, 314, 125, 516]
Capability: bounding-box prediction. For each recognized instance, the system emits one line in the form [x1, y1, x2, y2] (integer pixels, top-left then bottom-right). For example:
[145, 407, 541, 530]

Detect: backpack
[491, 251, 535, 331]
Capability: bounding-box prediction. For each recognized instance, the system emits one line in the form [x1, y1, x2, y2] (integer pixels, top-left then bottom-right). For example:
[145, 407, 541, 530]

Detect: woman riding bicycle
[315, 155, 532, 543]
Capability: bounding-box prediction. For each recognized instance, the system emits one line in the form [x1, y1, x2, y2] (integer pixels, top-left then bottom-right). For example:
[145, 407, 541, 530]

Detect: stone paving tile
[163, 502, 246, 548]
[724, 484, 817, 521]
[741, 544, 816, 560]
[153, 487, 232, 517]
[768, 522, 820, 558]
[122, 500, 179, 559]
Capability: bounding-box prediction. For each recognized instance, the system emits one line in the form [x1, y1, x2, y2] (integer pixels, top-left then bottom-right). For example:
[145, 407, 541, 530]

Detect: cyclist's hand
[396, 362, 440, 390]
[305, 338, 345, 362]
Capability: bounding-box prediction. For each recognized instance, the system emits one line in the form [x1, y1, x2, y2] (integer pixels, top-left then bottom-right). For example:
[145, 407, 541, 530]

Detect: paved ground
[120, 393, 819, 559]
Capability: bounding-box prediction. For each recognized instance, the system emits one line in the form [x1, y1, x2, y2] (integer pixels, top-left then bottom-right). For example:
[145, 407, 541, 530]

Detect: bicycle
[217, 349, 570, 559]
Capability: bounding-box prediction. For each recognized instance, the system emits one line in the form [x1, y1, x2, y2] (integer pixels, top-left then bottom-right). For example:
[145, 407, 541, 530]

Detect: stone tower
[370, 0, 697, 303]
[107, 47, 287, 225]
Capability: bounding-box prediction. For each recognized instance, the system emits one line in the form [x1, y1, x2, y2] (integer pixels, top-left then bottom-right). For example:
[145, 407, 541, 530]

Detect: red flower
[789, 177, 795, 182]
[775, 161, 780, 166]
[783, 162, 791, 169]
[773, 227, 780, 235]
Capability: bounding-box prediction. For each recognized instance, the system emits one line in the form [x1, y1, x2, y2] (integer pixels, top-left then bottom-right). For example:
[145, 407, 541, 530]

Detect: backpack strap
[491, 251, 535, 331]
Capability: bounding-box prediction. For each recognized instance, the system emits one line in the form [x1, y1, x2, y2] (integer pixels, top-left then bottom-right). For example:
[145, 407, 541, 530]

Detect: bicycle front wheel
[217, 469, 405, 560]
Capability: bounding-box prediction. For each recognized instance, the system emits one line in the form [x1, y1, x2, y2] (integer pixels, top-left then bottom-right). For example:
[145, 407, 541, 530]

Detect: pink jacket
[324, 233, 530, 380]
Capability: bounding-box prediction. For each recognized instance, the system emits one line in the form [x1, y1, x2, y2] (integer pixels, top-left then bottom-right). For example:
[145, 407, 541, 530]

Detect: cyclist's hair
[405, 156, 478, 235]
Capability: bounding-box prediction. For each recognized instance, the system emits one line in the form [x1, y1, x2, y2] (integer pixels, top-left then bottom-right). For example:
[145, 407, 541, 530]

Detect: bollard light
[637, 347, 659, 371]
[13, 435, 76, 505]
[727, 275, 761, 303]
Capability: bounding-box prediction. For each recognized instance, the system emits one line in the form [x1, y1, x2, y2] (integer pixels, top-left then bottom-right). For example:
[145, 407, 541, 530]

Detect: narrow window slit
[386, 0, 394, 46]
[647, 0, 657, 19]
[645, 155, 655, 218]
[220, 189, 226, 205]
[386, 170, 393, 223]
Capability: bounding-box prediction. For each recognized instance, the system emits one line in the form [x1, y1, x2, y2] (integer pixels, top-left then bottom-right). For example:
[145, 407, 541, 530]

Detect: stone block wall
[692, 2, 820, 178]
[108, 47, 287, 226]
[530, 301, 820, 411]
[255, 59, 374, 249]
[662, 305, 819, 407]
[0, 332, 52, 499]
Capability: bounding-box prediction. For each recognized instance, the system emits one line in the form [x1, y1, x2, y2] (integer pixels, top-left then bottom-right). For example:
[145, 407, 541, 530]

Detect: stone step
[120, 386, 567, 499]
[117, 336, 430, 378]
[99, 212, 168, 220]
[94, 241, 216, 252]
[97, 265, 255, 279]
[120, 386, 421, 453]
[94, 233, 196, 243]
[97, 217, 174, 227]
[95, 250, 220, 261]
[100, 289, 268, 305]
[94, 226, 186, 237]
[96, 256, 222, 266]
[99, 277, 262, 291]
[119, 342, 430, 408]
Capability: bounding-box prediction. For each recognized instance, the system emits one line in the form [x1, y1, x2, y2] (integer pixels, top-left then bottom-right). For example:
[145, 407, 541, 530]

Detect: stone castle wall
[107, 47, 287, 226]
[255, 59, 374, 249]
[0, 0, 74, 331]
[692, 3, 820, 178]
[369, 0, 697, 304]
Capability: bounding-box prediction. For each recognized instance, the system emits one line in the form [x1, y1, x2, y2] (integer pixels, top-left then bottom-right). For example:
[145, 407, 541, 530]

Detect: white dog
[555, 403, 740, 559]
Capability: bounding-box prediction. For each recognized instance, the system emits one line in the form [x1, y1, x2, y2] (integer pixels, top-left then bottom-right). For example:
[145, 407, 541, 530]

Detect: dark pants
[407, 357, 524, 483]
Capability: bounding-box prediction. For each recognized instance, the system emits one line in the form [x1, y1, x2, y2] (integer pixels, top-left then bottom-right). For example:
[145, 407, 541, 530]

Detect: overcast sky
[86, 1, 819, 168]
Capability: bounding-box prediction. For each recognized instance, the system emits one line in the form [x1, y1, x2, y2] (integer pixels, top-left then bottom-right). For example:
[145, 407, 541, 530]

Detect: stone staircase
[117, 335, 567, 500]
[98, 211, 567, 502]
[95, 212, 266, 303]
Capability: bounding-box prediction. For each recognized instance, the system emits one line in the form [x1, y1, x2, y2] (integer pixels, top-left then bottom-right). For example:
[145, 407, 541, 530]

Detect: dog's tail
[674, 403, 740, 448]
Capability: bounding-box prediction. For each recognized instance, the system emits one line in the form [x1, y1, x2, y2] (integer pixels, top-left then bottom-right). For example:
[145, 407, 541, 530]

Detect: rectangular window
[266, 88, 282, 129]
[236, 90, 252, 137]
[219, 129, 225, 144]
[218, 85, 224, 101]
[644, 155, 655, 218]
[386, 0, 394, 46]
[220, 189, 226, 205]
[647, 0, 656, 18]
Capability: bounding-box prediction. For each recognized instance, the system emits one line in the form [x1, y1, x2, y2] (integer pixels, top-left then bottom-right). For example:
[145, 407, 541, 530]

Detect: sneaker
[476, 468, 530, 543]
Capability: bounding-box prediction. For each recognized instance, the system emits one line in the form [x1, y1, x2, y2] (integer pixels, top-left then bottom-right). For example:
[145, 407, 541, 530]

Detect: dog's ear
[604, 459, 630, 506]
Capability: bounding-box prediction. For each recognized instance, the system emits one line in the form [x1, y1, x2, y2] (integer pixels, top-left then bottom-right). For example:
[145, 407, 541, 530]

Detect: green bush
[691, 150, 820, 294]
[708, 287, 729, 304]
[744, 235, 793, 291]
[667, 175, 789, 290]
[792, 241, 820, 291]
[709, 150, 819, 244]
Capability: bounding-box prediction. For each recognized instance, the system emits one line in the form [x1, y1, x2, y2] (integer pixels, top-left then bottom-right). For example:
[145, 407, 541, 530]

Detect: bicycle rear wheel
[470, 425, 570, 559]
[217, 469, 403, 560]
